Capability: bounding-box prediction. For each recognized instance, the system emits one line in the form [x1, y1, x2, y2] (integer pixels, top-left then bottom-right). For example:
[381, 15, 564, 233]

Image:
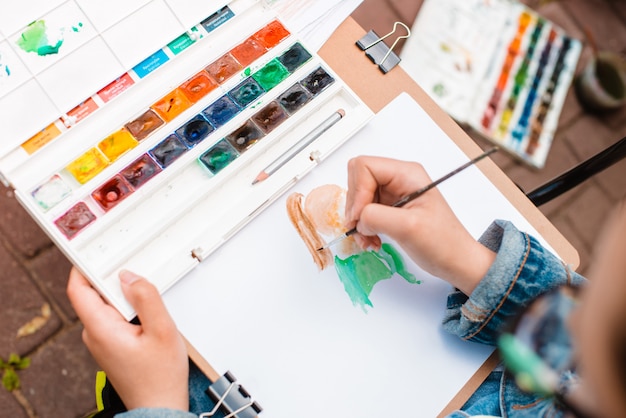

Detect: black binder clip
[201, 371, 263, 418]
[356, 22, 411, 74]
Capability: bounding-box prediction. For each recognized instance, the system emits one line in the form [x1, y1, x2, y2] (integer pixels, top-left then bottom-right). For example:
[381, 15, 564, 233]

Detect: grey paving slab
[0, 389, 29, 418]
[594, 157, 626, 201]
[19, 325, 98, 418]
[0, 244, 61, 359]
[26, 245, 76, 322]
[564, 0, 626, 54]
[564, 115, 623, 160]
[563, 182, 616, 246]
[0, 185, 51, 258]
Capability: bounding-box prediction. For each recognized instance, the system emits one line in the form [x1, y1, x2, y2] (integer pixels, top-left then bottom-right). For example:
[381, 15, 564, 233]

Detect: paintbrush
[316, 147, 498, 252]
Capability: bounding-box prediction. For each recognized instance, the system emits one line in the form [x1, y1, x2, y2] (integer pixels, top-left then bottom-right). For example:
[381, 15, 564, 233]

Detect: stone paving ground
[0, 1, 624, 417]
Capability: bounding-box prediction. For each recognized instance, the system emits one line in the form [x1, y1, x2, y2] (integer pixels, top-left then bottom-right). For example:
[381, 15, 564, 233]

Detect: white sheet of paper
[164, 93, 555, 416]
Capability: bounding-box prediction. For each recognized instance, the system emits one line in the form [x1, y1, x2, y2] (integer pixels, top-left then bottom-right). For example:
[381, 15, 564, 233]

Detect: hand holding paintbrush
[325, 149, 498, 296]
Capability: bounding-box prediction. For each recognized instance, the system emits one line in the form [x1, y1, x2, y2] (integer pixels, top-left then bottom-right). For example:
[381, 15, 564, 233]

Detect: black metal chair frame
[525, 136, 626, 206]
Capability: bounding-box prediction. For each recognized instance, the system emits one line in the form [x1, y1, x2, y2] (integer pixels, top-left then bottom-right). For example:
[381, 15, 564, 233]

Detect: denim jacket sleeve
[116, 409, 197, 418]
[442, 220, 586, 345]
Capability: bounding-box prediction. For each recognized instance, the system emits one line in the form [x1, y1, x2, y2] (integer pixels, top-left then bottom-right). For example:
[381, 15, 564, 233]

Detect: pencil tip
[252, 171, 269, 185]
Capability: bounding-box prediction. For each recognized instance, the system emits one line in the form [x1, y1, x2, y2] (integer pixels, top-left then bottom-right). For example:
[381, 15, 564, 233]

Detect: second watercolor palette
[2, 1, 372, 319]
[402, 0, 581, 168]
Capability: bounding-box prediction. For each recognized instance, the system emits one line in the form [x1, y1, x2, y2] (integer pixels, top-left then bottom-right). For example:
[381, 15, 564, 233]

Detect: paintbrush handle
[316, 147, 498, 251]
[391, 147, 498, 208]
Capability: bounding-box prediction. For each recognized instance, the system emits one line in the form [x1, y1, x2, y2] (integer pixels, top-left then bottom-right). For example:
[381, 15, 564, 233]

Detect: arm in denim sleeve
[442, 220, 586, 345]
[116, 409, 197, 418]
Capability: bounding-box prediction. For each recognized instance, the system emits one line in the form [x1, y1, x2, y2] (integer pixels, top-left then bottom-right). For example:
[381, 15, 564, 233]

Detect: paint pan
[180, 71, 218, 103]
[66, 148, 109, 184]
[277, 83, 311, 114]
[206, 53, 242, 84]
[226, 119, 265, 152]
[198, 139, 240, 174]
[278, 42, 312, 72]
[231, 38, 267, 67]
[151, 88, 193, 122]
[301, 67, 335, 96]
[31, 174, 72, 211]
[252, 58, 290, 91]
[54, 202, 96, 239]
[149, 134, 189, 168]
[176, 114, 214, 148]
[229, 77, 265, 107]
[125, 109, 164, 141]
[202, 95, 242, 128]
[92, 175, 133, 211]
[251, 101, 288, 133]
[120, 154, 162, 189]
[98, 129, 138, 161]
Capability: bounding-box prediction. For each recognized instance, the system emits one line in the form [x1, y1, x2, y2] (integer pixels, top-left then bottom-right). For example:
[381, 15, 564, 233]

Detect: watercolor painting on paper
[287, 184, 420, 311]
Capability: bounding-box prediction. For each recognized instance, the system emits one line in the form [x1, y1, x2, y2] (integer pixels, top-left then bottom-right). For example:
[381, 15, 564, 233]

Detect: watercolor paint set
[0, 0, 372, 319]
[401, 0, 581, 168]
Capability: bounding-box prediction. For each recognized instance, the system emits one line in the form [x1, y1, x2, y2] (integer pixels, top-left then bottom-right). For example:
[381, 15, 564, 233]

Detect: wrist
[448, 240, 496, 296]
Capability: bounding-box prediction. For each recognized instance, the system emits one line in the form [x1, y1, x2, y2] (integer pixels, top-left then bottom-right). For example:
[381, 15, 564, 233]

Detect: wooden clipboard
[184, 16, 579, 417]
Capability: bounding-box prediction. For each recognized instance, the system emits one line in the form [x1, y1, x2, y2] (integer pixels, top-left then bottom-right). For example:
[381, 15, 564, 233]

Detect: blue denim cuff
[442, 220, 585, 345]
[117, 408, 197, 418]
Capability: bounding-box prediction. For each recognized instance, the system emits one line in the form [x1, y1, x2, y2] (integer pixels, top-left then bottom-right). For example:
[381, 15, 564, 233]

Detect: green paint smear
[17, 20, 64, 56]
[334, 243, 420, 312]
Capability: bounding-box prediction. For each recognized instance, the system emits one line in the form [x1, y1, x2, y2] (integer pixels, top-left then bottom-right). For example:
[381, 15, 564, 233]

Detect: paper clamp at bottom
[200, 371, 263, 418]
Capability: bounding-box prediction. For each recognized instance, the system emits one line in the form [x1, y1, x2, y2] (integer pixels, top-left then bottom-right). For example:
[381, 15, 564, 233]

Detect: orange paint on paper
[151, 88, 193, 122]
[21, 123, 62, 155]
[98, 129, 138, 161]
[65, 98, 99, 127]
[66, 148, 109, 184]
[180, 71, 218, 103]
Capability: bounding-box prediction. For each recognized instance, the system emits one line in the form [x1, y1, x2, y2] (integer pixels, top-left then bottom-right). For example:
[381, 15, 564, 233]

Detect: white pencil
[252, 109, 345, 184]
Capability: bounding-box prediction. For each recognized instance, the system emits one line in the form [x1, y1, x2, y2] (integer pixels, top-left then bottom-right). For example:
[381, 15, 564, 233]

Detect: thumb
[119, 270, 176, 335]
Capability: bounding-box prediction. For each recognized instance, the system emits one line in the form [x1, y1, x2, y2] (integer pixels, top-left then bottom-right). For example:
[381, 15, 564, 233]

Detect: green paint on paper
[0, 52, 9, 77]
[244, 67, 251, 76]
[378, 243, 420, 283]
[16, 20, 63, 56]
[72, 22, 84, 32]
[334, 243, 419, 311]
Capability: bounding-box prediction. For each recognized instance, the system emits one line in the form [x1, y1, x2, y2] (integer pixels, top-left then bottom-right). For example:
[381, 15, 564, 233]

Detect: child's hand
[345, 156, 495, 295]
[67, 268, 189, 411]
